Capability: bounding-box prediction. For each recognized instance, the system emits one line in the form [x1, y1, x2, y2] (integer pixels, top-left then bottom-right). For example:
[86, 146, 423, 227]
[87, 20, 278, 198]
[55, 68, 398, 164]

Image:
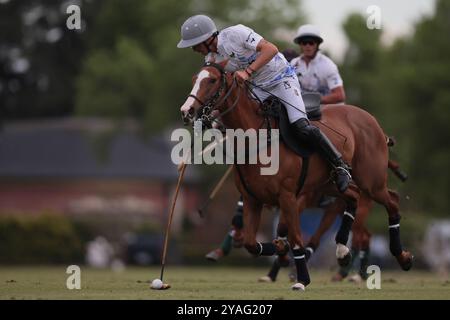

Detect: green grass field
[1, 266, 449, 300]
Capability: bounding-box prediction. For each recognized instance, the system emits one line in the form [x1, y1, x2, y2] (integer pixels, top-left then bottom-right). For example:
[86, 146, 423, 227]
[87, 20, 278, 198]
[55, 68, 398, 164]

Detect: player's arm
[321, 86, 346, 104]
[246, 39, 278, 74]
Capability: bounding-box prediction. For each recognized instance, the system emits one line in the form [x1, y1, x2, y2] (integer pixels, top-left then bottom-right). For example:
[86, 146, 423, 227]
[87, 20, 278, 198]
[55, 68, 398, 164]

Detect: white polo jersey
[206, 24, 295, 88]
[290, 52, 343, 96]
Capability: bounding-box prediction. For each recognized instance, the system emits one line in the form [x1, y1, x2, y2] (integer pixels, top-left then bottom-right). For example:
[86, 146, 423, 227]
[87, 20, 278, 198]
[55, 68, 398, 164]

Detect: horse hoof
[258, 276, 274, 283]
[337, 252, 352, 267]
[396, 251, 414, 271]
[336, 244, 351, 267]
[291, 283, 305, 291]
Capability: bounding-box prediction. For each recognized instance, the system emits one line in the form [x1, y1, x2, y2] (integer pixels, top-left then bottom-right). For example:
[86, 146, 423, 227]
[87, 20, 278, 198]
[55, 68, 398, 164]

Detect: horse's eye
[209, 78, 217, 84]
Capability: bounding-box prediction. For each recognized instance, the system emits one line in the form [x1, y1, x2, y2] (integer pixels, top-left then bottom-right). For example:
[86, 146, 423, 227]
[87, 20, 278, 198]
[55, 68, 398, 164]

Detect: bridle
[185, 62, 241, 128]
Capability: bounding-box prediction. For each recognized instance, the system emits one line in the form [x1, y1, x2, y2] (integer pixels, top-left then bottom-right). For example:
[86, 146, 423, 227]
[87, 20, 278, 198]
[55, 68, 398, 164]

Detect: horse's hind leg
[372, 188, 413, 271]
[351, 195, 373, 279]
[358, 227, 372, 279]
[306, 197, 345, 260]
[333, 196, 371, 282]
[335, 184, 360, 267]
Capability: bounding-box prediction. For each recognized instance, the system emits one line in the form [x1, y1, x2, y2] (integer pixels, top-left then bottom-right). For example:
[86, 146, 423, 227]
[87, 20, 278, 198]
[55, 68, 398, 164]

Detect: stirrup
[335, 166, 352, 179]
[333, 166, 352, 193]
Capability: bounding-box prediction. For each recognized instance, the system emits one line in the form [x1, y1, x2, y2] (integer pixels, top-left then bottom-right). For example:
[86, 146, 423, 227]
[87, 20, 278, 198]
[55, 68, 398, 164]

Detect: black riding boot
[292, 118, 352, 193]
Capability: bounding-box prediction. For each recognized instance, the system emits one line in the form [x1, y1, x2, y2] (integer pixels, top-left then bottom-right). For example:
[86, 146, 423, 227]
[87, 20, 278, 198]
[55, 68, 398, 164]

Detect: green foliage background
[1, 0, 448, 217]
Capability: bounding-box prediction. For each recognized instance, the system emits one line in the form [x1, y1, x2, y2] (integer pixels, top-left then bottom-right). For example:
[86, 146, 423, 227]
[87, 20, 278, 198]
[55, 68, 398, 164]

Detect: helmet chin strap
[202, 42, 210, 53]
[202, 31, 219, 53]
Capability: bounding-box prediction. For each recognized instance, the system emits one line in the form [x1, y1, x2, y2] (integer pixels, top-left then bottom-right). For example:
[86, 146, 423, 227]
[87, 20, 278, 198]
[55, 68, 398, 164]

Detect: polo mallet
[198, 165, 233, 217]
[151, 158, 188, 290]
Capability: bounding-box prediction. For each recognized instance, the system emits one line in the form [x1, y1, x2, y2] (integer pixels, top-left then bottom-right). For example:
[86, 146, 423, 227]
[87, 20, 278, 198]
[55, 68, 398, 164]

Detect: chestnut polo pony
[301, 159, 408, 263]
[266, 157, 408, 283]
[180, 61, 413, 290]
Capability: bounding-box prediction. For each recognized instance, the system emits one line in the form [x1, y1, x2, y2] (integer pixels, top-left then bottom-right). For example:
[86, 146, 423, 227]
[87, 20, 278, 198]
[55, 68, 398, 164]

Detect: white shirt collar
[300, 51, 322, 64]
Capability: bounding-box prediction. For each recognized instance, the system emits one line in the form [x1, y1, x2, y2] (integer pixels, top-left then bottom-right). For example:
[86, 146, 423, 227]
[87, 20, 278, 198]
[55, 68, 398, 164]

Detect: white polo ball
[151, 279, 163, 289]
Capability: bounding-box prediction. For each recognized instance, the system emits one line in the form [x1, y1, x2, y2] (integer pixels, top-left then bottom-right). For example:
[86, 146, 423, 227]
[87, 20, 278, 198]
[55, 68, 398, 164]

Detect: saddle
[301, 92, 322, 121]
[262, 92, 322, 158]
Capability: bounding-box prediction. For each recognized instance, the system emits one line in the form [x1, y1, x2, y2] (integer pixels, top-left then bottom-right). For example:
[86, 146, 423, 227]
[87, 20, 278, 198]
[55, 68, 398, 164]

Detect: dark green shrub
[0, 213, 85, 264]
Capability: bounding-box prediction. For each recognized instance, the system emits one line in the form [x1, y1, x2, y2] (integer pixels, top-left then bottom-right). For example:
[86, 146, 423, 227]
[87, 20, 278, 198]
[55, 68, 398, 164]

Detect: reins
[189, 62, 241, 128]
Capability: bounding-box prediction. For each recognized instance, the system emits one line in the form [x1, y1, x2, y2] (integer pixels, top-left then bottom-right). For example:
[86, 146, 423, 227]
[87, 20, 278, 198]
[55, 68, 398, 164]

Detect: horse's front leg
[273, 211, 290, 260]
[241, 196, 275, 256]
[258, 210, 291, 283]
[280, 191, 310, 291]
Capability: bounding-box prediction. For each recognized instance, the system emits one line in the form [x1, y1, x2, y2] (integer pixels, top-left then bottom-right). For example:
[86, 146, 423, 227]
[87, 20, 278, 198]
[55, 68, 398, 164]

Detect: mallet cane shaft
[160, 160, 187, 281]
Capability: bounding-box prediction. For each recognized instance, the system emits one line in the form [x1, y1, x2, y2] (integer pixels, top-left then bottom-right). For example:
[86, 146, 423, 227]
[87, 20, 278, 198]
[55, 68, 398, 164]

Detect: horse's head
[180, 60, 230, 125]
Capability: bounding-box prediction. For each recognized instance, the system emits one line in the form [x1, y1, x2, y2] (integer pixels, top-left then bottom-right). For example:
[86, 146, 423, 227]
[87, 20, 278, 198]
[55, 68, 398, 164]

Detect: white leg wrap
[336, 243, 350, 259]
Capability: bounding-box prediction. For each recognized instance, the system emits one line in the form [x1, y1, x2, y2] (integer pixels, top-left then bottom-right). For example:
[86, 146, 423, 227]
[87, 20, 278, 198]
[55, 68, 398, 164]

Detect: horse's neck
[221, 83, 262, 130]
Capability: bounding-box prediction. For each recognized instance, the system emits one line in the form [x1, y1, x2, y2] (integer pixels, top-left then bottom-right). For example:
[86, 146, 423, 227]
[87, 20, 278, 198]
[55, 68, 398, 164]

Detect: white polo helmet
[177, 15, 218, 48]
[293, 24, 323, 44]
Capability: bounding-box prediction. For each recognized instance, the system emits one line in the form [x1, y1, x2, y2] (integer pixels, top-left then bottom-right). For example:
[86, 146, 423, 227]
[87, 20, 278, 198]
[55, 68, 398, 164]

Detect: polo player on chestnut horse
[180, 61, 413, 290]
[178, 15, 412, 291]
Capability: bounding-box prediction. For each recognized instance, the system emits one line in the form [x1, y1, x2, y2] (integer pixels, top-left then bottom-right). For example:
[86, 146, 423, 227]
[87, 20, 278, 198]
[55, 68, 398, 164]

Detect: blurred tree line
[75, 0, 304, 132]
[0, 0, 448, 215]
[0, 0, 101, 119]
[0, 0, 303, 129]
[339, 0, 450, 216]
